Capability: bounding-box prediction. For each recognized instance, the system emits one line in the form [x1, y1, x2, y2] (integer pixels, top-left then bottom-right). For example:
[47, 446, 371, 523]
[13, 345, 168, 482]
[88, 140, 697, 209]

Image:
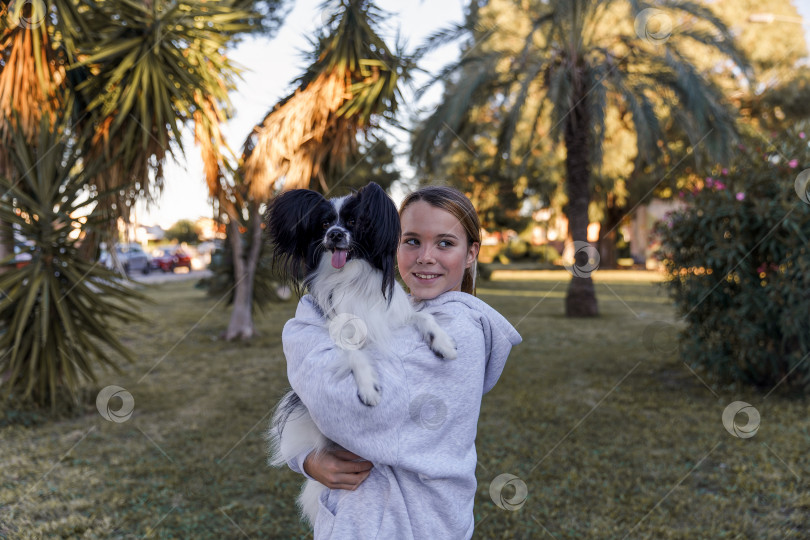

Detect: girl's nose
[417, 246, 435, 264]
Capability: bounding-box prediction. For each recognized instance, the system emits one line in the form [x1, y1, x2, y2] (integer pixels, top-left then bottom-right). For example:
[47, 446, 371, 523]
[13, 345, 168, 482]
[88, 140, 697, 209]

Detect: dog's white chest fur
[309, 257, 414, 351]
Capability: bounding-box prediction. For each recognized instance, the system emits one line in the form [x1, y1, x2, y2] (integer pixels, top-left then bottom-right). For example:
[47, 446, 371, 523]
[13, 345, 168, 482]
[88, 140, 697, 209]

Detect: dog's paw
[357, 384, 382, 407]
[429, 331, 457, 360]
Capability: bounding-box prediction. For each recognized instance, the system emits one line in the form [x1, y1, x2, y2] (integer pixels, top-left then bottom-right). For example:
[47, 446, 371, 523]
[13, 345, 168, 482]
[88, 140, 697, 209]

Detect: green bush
[654, 131, 810, 391]
[494, 240, 562, 265]
[504, 238, 529, 259]
[165, 219, 201, 244]
[528, 243, 561, 263]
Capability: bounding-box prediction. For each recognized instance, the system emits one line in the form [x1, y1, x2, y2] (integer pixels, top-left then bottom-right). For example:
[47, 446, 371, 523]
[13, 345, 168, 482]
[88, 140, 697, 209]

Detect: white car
[99, 243, 152, 275]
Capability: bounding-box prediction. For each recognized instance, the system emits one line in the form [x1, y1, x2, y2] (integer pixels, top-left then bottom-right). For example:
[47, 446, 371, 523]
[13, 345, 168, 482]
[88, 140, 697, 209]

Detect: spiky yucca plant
[0, 119, 146, 409]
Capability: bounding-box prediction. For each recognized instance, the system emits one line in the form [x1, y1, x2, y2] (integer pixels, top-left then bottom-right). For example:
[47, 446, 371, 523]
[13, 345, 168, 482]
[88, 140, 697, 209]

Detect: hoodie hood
[416, 291, 522, 393]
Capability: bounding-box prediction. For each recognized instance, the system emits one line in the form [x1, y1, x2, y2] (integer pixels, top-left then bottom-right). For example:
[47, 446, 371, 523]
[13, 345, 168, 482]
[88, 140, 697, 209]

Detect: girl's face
[398, 200, 480, 301]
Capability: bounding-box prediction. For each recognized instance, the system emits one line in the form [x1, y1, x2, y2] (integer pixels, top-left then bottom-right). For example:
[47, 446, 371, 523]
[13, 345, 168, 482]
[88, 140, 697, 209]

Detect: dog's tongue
[331, 249, 348, 269]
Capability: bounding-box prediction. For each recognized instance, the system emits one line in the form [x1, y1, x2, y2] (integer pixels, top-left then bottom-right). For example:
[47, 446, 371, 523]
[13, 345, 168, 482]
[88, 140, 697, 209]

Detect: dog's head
[266, 182, 400, 300]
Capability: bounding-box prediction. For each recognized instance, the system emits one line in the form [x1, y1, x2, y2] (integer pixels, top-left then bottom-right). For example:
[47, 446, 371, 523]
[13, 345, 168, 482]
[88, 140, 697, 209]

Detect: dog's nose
[327, 229, 345, 242]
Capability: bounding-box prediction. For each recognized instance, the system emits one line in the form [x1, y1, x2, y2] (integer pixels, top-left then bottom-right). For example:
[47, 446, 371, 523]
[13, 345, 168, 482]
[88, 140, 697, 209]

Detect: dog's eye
[322, 221, 330, 230]
[347, 219, 356, 227]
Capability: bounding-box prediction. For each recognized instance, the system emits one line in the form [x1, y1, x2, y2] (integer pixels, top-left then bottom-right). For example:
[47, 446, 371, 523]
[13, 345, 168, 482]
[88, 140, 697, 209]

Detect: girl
[280, 186, 521, 539]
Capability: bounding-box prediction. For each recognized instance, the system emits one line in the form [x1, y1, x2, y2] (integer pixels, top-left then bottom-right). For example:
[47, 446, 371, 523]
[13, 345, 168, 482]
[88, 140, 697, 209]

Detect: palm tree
[0, 0, 286, 406]
[225, 0, 406, 340]
[243, 0, 404, 197]
[412, 0, 750, 317]
[1, 0, 285, 238]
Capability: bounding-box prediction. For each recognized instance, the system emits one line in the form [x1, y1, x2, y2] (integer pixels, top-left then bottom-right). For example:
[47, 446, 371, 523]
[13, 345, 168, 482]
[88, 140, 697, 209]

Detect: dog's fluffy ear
[266, 189, 331, 277]
[354, 182, 400, 301]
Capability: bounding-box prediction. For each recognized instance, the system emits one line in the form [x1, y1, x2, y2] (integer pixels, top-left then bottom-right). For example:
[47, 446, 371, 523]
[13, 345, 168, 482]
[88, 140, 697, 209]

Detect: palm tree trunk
[563, 67, 599, 317]
[224, 201, 263, 340]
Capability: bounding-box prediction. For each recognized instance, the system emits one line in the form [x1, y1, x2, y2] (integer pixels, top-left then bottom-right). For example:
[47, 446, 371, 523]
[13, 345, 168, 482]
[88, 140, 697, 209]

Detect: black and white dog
[265, 182, 456, 525]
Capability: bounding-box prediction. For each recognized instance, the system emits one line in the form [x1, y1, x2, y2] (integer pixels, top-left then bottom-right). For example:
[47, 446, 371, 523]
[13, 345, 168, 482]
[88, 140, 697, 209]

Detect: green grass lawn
[1, 272, 808, 539]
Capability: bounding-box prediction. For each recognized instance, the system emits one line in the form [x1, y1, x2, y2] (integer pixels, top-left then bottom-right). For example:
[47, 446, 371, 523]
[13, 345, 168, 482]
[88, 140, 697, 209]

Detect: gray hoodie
[282, 291, 522, 539]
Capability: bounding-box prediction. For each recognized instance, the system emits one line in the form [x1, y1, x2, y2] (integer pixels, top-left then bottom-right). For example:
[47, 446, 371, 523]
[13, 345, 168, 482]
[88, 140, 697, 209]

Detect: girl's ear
[466, 241, 481, 268]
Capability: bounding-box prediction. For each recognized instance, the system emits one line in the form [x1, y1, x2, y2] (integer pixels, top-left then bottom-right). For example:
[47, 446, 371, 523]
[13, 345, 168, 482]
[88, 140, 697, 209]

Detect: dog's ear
[266, 189, 331, 274]
[354, 182, 400, 301]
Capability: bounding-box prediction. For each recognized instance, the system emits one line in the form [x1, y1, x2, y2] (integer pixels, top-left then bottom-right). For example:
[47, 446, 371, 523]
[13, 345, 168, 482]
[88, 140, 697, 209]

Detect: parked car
[151, 246, 192, 272]
[99, 243, 152, 275]
[11, 240, 35, 269]
[195, 240, 223, 266]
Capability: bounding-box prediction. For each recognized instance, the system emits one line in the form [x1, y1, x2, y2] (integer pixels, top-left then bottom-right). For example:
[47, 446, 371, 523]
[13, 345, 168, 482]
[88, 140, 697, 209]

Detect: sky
[136, 0, 466, 228]
[138, 0, 810, 229]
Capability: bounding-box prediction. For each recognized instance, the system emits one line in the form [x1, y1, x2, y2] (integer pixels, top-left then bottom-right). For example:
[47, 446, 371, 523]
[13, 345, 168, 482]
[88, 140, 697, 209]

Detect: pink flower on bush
[789, 159, 799, 168]
[706, 177, 714, 187]
[736, 192, 745, 201]
[801, 132, 806, 139]
[721, 168, 729, 175]
[757, 262, 780, 275]
[714, 181, 726, 190]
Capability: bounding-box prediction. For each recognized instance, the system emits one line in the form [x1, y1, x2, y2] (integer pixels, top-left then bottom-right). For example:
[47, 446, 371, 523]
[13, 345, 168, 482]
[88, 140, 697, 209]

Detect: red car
[151, 247, 192, 272]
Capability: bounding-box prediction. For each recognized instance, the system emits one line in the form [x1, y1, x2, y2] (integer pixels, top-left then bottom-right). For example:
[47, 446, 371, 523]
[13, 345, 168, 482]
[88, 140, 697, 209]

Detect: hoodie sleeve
[478, 303, 522, 394]
[421, 292, 522, 394]
[286, 448, 315, 480]
[281, 296, 405, 466]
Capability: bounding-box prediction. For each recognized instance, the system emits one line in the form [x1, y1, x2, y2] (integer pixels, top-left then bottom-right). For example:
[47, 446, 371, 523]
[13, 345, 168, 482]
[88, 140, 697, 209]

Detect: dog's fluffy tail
[299, 479, 327, 528]
[266, 390, 327, 468]
[266, 390, 331, 528]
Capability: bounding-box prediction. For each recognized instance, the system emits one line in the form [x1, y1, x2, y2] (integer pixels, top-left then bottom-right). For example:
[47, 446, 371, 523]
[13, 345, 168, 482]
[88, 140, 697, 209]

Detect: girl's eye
[439, 240, 453, 248]
[403, 238, 418, 246]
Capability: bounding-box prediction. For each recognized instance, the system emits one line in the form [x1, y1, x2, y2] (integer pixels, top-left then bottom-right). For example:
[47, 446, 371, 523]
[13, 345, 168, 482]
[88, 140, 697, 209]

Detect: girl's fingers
[332, 470, 367, 484]
[347, 460, 373, 472]
[329, 470, 371, 490]
[333, 449, 369, 462]
[348, 470, 372, 490]
[312, 450, 373, 489]
[330, 450, 372, 472]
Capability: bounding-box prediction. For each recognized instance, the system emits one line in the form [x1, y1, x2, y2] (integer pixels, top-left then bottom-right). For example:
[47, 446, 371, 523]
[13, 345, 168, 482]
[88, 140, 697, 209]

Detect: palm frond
[411, 52, 506, 170]
[604, 69, 663, 167]
[412, 22, 469, 61]
[243, 0, 403, 199]
[56, 0, 256, 221]
[0, 24, 64, 161]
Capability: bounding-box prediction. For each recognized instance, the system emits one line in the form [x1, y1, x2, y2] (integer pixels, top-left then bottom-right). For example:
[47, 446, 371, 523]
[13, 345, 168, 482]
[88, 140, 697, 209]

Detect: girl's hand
[303, 449, 373, 490]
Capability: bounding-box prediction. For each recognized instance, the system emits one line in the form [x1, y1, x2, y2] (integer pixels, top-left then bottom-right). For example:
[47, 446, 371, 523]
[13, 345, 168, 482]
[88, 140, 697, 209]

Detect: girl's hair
[399, 186, 481, 295]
